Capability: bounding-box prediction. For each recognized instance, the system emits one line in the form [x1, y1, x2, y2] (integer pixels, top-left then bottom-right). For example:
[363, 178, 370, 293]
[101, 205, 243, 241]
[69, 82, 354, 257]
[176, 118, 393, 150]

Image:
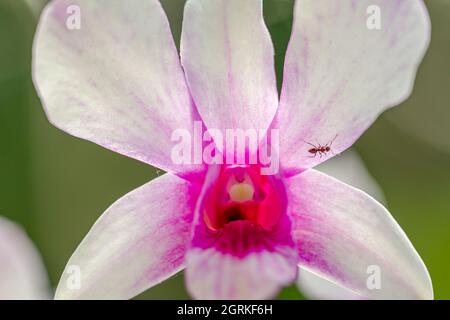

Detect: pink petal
[0, 217, 50, 300]
[185, 166, 297, 299]
[180, 0, 278, 143]
[277, 0, 430, 172]
[286, 170, 433, 299]
[33, 0, 202, 176]
[55, 174, 198, 299]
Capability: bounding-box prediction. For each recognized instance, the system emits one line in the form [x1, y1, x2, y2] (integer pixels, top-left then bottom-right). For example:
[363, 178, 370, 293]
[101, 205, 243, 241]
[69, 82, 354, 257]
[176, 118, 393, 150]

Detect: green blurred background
[0, 0, 449, 299]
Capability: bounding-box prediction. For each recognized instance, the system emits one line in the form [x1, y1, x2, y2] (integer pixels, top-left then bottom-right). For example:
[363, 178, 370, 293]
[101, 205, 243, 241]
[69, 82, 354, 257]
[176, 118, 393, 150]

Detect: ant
[303, 135, 338, 159]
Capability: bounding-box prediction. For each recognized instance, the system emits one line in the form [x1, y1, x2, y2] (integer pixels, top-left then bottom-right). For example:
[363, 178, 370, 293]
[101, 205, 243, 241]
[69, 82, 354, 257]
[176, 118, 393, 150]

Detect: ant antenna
[327, 134, 338, 147]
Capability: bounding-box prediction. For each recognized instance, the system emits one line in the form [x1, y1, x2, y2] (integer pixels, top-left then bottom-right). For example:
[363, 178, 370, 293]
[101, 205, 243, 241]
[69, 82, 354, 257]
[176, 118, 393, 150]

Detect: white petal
[181, 0, 278, 142]
[278, 0, 430, 172]
[55, 174, 196, 300]
[298, 267, 363, 300]
[33, 0, 201, 175]
[286, 170, 433, 299]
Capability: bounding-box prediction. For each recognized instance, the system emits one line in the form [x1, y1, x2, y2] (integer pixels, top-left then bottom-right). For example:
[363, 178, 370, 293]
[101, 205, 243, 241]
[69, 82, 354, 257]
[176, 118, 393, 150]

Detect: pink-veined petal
[286, 170, 433, 299]
[185, 165, 297, 299]
[0, 217, 50, 300]
[55, 174, 198, 300]
[299, 149, 385, 300]
[181, 0, 278, 143]
[278, 0, 430, 172]
[33, 0, 202, 176]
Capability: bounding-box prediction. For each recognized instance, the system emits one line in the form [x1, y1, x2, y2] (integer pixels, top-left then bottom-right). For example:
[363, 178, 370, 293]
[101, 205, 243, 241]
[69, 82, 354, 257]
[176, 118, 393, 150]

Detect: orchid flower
[33, 0, 432, 299]
[0, 217, 50, 300]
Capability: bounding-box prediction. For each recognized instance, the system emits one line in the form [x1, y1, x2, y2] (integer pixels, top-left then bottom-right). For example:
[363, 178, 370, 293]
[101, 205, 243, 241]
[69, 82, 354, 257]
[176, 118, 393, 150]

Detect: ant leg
[306, 152, 318, 159]
[315, 140, 322, 149]
[304, 153, 317, 159]
[301, 139, 318, 149]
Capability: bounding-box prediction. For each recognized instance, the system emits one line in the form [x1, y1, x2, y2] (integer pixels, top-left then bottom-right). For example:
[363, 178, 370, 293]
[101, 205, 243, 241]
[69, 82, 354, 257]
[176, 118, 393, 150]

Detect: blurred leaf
[0, 0, 34, 226]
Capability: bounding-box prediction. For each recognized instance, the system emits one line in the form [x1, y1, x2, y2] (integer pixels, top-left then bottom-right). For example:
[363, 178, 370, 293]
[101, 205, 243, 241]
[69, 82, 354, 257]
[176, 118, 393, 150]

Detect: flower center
[202, 165, 286, 231]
